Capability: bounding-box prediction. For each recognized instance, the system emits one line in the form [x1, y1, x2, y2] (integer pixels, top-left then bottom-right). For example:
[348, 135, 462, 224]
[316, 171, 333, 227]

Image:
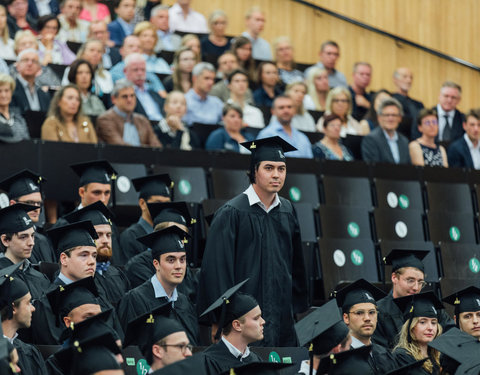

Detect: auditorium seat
[24, 110, 47, 139]
[373, 208, 426, 243]
[190, 123, 222, 148]
[111, 163, 147, 207]
[294, 202, 317, 242]
[319, 205, 372, 240]
[425, 181, 474, 213]
[320, 175, 373, 207]
[280, 173, 320, 207]
[427, 211, 478, 244]
[373, 178, 424, 211]
[209, 168, 249, 200]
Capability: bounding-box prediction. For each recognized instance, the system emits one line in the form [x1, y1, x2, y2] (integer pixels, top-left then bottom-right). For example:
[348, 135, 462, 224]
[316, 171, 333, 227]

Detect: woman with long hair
[0, 73, 29, 142]
[163, 46, 196, 93]
[230, 36, 256, 83]
[304, 67, 329, 112]
[0, 5, 15, 60]
[285, 81, 315, 132]
[253, 61, 283, 109]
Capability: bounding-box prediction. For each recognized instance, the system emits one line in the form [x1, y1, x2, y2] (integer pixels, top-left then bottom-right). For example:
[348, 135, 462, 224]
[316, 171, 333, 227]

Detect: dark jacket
[11, 78, 51, 115]
[447, 136, 474, 169]
[361, 126, 411, 164]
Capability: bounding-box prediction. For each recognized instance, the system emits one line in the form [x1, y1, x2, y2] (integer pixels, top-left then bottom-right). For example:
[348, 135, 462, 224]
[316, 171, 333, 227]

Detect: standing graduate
[196, 136, 308, 346]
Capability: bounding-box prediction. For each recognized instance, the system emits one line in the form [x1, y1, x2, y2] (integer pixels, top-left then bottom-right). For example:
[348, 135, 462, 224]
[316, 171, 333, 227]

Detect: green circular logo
[289, 186, 301, 202]
[347, 222, 360, 238]
[351, 250, 364, 266]
[449, 226, 461, 242]
[398, 194, 410, 209]
[469, 258, 480, 273]
[136, 359, 150, 375]
[178, 179, 191, 195]
[269, 351, 281, 363]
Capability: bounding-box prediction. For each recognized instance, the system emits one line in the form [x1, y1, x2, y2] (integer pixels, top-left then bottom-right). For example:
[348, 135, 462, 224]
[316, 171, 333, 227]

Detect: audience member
[0, 73, 29, 142]
[150, 4, 181, 53]
[257, 95, 313, 158]
[183, 62, 223, 126]
[241, 6, 272, 61]
[0, 5, 15, 60]
[96, 78, 162, 147]
[168, 0, 208, 34]
[273, 36, 304, 84]
[133, 21, 171, 74]
[210, 52, 250, 103]
[230, 36, 256, 83]
[303, 67, 328, 112]
[317, 87, 366, 136]
[359, 89, 391, 132]
[447, 109, 480, 169]
[305, 40, 347, 88]
[108, 0, 136, 47]
[79, 0, 111, 23]
[312, 113, 353, 160]
[180, 33, 201, 62]
[88, 20, 121, 69]
[409, 108, 448, 167]
[28, 0, 59, 18]
[349, 62, 372, 121]
[37, 14, 76, 65]
[253, 61, 283, 109]
[361, 97, 410, 164]
[201, 9, 230, 62]
[162, 46, 195, 93]
[285, 81, 315, 132]
[432, 81, 465, 142]
[57, 0, 89, 43]
[41, 83, 97, 142]
[7, 0, 37, 37]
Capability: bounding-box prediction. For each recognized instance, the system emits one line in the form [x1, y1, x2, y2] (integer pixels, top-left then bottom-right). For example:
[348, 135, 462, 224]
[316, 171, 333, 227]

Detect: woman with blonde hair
[304, 67, 329, 112]
[285, 81, 315, 132]
[0, 73, 29, 142]
[162, 46, 196, 93]
[180, 34, 201, 63]
[201, 9, 231, 61]
[0, 5, 15, 60]
[134, 21, 170, 74]
[273, 36, 304, 85]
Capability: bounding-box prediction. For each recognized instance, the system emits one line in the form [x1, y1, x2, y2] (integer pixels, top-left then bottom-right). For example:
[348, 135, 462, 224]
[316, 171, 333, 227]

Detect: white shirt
[58, 272, 74, 285]
[464, 133, 480, 169]
[243, 104, 265, 129]
[350, 335, 365, 349]
[150, 274, 178, 304]
[243, 184, 281, 213]
[17, 75, 40, 111]
[436, 104, 455, 141]
[382, 129, 400, 164]
[168, 3, 208, 33]
[221, 336, 251, 361]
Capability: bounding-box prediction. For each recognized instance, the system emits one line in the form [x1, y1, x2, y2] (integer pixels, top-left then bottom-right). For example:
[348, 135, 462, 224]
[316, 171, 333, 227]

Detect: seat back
[111, 163, 147, 206]
[319, 205, 372, 240]
[209, 168, 249, 200]
[427, 211, 478, 244]
[321, 175, 373, 207]
[373, 208, 426, 242]
[425, 182, 474, 213]
[374, 178, 424, 210]
[153, 166, 208, 203]
[280, 173, 320, 207]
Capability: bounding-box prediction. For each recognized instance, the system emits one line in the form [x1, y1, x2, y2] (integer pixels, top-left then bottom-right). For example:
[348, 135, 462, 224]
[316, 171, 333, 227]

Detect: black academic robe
[117, 279, 199, 345]
[94, 265, 131, 307]
[31, 231, 56, 264]
[118, 221, 149, 265]
[373, 291, 455, 349]
[196, 194, 308, 347]
[203, 340, 263, 375]
[14, 338, 48, 375]
[369, 343, 397, 374]
[393, 348, 439, 375]
[45, 354, 64, 375]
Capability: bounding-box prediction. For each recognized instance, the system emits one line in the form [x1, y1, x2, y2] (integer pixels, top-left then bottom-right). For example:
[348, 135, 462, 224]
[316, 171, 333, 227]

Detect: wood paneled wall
[163, 0, 480, 111]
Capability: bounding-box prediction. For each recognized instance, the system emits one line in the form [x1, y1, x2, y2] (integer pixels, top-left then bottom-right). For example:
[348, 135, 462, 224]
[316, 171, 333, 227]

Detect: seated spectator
[305, 40, 347, 88]
[41, 83, 97, 142]
[168, 0, 208, 34]
[285, 81, 315, 132]
[317, 87, 368, 136]
[303, 67, 328, 112]
[359, 89, 391, 132]
[312, 114, 353, 161]
[434, 81, 465, 142]
[226, 69, 263, 129]
[133, 21, 171, 74]
[448, 109, 480, 169]
[206, 103, 254, 152]
[79, 0, 111, 22]
[241, 6, 272, 61]
[88, 20, 121, 69]
[28, 0, 59, 18]
[156, 90, 199, 150]
[57, 0, 89, 43]
[11, 48, 51, 114]
[162, 46, 195, 93]
[361, 97, 410, 164]
[253, 61, 283, 109]
[108, 0, 136, 47]
[183, 62, 223, 126]
[273, 36, 304, 84]
[0, 5, 15, 60]
[37, 14, 76, 65]
[7, 0, 37, 36]
[230, 36, 256, 83]
[150, 4, 181, 53]
[348, 62, 372, 121]
[96, 78, 162, 147]
[201, 10, 231, 62]
[409, 108, 448, 167]
[67, 58, 106, 117]
[180, 33, 201, 62]
[0, 73, 29, 142]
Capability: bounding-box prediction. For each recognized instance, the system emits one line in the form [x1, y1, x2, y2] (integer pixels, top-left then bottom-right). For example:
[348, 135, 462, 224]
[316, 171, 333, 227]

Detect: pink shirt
[79, 3, 110, 22]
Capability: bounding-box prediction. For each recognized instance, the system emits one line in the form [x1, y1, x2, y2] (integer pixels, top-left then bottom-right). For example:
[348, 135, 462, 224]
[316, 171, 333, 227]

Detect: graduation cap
[331, 279, 386, 313]
[317, 345, 374, 375]
[443, 286, 480, 319]
[241, 136, 297, 163]
[132, 174, 173, 200]
[455, 360, 480, 375]
[0, 169, 46, 200]
[136, 225, 189, 260]
[429, 327, 480, 366]
[60, 308, 116, 344]
[148, 202, 195, 228]
[0, 204, 37, 234]
[70, 160, 117, 187]
[0, 262, 29, 319]
[63, 201, 114, 227]
[150, 352, 208, 375]
[383, 249, 429, 273]
[220, 362, 293, 375]
[47, 220, 98, 257]
[385, 359, 427, 375]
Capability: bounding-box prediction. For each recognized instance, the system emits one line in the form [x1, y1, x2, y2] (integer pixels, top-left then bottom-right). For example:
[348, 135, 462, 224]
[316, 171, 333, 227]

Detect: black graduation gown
[29, 290, 63, 345]
[373, 291, 455, 349]
[14, 338, 48, 375]
[31, 231, 56, 264]
[94, 265, 131, 307]
[45, 354, 64, 375]
[203, 340, 263, 375]
[392, 348, 439, 375]
[117, 279, 199, 345]
[118, 221, 149, 265]
[370, 343, 397, 374]
[196, 194, 308, 347]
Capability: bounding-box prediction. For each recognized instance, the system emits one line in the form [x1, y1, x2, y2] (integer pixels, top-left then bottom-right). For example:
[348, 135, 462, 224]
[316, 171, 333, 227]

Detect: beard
[97, 245, 112, 262]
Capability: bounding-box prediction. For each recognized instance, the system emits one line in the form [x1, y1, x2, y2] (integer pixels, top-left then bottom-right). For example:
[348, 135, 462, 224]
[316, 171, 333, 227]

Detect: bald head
[393, 67, 413, 95]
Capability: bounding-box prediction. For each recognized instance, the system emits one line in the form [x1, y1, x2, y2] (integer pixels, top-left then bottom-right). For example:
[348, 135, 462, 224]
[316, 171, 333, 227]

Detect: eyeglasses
[161, 344, 193, 354]
[16, 200, 43, 207]
[332, 99, 349, 103]
[422, 120, 438, 126]
[19, 58, 40, 65]
[380, 113, 401, 118]
[401, 276, 427, 289]
[348, 309, 377, 318]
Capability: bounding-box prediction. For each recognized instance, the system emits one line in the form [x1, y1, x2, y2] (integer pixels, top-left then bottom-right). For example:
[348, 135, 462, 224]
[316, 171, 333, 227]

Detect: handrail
[292, 0, 480, 72]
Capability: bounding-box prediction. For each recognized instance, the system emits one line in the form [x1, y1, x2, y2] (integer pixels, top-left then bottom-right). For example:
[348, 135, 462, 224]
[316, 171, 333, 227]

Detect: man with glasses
[373, 249, 455, 349]
[361, 97, 411, 164]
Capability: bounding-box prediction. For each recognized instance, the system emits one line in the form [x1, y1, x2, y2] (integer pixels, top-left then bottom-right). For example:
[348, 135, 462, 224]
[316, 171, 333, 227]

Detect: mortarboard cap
[0, 204, 37, 234]
[132, 174, 173, 200]
[241, 136, 297, 164]
[0, 169, 45, 200]
[148, 202, 195, 228]
[220, 362, 293, 375]
[63, 201, 114, 227]
[151, 352, 208, 375]
[60, 308, 117, 344]
[317, 345, 374, 375]
[0, 262, 29, 319]
[394, 291, 444, 320]
[442, 286, 480, 317]
[136, 225, 189, 260]
[47, 220, 98, 257]
[383, 249, 429, 273]
[331, 279, 386, 313]
[385, 359, 427, 375]
[455, 361, 480, 375]
[429, 327, 480, 365]
[70, 160, 117, 187]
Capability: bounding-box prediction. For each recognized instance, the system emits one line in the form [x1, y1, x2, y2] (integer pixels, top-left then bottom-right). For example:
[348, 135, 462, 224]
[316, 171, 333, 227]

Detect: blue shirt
[138, 217, 153, 235]
[304, 62, 348, 88]
[117, 17, 134, 38]
[150, 275, 178, 305]
[382, 129, 400, 164]
[110, 62, 166, 92]
[183, 89, 223, 126]
[241, 31, 272, 61]
[135, 86, 164, 121]
[113, 106, 141, 146]
[257, 119, 313, 159]
[157, 30, 174, 51]
[144, 54, 171, 74]
[205, 127, 254, 152]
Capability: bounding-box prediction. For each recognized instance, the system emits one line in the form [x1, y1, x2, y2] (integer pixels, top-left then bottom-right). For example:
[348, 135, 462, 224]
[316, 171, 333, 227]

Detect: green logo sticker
[136, 359, 150, 375]
[178, 179, 191, 195]
[351, 250, 364, 266]
[398, 194, 410, 209]
[282, 357, 293, 364]
[347, 222, 360, 238]
[269, 351, 281, 363]
[126, 357, 135, 366]
[289, 186, 301, 202]
[449, 226, 461, 242]
[469, 258, 480, 273]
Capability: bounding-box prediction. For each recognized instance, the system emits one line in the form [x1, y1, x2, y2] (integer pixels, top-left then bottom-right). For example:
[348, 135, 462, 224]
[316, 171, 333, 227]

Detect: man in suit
[447, 109, 480, 169]
[96, 79, 162, 147]
[434, 81, 465, 142]
[11, 49, 51, 115]
[108, 0, 136, 47]
[361, 97, 411, 164]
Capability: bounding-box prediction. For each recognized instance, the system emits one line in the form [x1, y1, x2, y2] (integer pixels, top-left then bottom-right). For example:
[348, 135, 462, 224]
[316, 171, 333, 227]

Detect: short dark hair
[37, 14, 61, 35]
[0, 233, 13, 253]
[226, 69, 248, 84]
[466, 109, 480, 121]
[0, 298, 21, 322]
[222, 102, 243, 118]
[256, 61, 277, 84]
[320, 40, 339, 52]
[247, 162, 261, 184]
[417, 108, 437, 126]
[68, 59, 94, 90]
[222, 316, 246, 336]
[323, 113, 342, 128]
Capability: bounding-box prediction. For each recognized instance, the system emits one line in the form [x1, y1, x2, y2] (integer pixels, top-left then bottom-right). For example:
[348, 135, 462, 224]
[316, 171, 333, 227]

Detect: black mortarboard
[394, 291, 444, 320]
[455, 360, 480, 375]
[385, 359, 427, 375]
[0, 262, 29, 319]
[0, 169, 45, 200]
[317, 345, 374, 375]
[332, 279, 386, 313]
[60, 308, 116, 344]
[241, 136, 297, 163]
[63, 201, 114, 226]
[0, 204, 37, 234]
[220, 362, 293, 375]
[136, 225, 189, 260]
[132, 174, 172, 199]
[70, 160, 117, 186]
[148, 202, 195, 228]
[429, 327, 480, 365]
[443, 286, 480, 318]
[151, 353, 208, 375]
[383, 249, 429, 273]
[47, 220, 98, 257]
